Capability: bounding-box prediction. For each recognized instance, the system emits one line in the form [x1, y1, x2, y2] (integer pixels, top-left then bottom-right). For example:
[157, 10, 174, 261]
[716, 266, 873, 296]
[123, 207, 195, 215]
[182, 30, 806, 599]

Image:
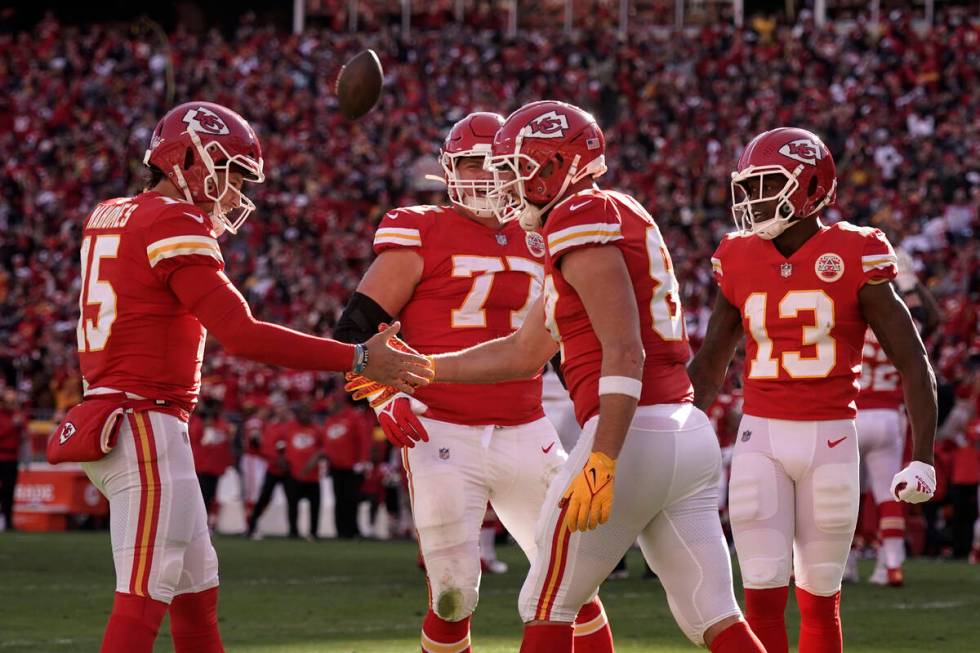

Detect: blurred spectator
[246, 408, 291, 539]
[0, 389, 26, 531]
[189, 404, 236, 525]
[283, 407, 325, 540]
[322, 394, 372, 539]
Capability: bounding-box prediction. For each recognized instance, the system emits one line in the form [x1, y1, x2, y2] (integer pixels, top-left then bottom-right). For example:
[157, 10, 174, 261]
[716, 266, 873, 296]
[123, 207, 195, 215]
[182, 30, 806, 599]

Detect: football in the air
[335, 49, 383, 120]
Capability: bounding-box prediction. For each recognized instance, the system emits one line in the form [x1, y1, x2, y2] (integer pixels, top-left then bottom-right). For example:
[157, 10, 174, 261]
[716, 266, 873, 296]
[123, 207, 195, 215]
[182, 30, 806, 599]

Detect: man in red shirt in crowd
[246, 408, 291, 539]
[322, 394, 372, 539]
[189, 404, 235, 526]
[0, 389, 25, 532]
[283, 407, 325, 540]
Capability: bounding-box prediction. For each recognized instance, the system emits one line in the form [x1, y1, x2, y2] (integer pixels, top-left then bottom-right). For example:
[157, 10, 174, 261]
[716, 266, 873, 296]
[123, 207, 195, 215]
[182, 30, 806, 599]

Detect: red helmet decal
[521, 111, 569, 139]
[182, 107, 230, 135]
[778, 138, 823, 166]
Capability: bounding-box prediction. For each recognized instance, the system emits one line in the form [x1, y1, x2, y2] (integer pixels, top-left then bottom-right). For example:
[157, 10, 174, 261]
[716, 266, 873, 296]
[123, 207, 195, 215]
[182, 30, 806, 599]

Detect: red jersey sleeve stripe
[374, 227, 422, 247]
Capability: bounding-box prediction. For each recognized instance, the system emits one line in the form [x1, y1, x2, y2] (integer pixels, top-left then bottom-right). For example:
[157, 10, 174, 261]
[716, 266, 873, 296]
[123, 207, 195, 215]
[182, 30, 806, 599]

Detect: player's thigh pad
[519, 408, 681, 624]
[405, 418, 491, 620]
[83, 411, 205, 603]
[727, 415, 795, 589]
[794, 420, 859, 596]
[487, 417, 567, 559]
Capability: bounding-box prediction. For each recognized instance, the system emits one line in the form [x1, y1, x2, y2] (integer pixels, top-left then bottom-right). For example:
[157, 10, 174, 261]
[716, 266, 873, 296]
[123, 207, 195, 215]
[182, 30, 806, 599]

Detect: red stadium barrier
[13, 464, 108, 531]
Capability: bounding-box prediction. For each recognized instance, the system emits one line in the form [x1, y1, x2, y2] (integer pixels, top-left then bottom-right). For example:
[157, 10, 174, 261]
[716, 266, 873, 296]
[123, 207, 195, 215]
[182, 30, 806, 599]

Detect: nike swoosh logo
[569, 201, 592, 212]
[541, 442, 555, 454]
[827, 436, 848, 448]
[183, 211, 205, 223]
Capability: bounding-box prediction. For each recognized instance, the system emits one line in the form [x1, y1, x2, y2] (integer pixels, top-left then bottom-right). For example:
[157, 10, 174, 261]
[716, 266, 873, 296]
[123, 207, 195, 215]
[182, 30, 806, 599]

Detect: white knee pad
[175, 529, 220, 595]
[424, 541, 481, 621]
[811, 464, 859, 535]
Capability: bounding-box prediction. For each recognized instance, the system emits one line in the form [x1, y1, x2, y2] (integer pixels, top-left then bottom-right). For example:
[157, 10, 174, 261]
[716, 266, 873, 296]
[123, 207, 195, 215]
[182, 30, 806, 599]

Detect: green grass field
[1, 532, 977, 652]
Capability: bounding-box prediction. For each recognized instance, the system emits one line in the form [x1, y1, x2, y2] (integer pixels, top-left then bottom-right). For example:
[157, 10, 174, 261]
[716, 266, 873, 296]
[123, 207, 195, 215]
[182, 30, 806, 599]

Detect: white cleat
[868, 561, 888, 586]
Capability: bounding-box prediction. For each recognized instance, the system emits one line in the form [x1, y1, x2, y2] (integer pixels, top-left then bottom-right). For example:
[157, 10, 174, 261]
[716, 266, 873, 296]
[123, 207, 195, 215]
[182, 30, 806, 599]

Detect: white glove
[890, 461, 936, 503]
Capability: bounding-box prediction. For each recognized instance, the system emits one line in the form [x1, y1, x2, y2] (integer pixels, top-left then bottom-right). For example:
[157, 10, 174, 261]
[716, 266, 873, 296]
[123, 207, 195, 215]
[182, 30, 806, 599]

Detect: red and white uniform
[375, 205, 545, 426]
[521, 189, 741, 644]
[79, 192, 224, 603]
[79, 192, 223, 412]
[541, 189, 693, 425]
[856, 329, 907, 569]
[373, 204, 565, 625]
[283, 421, 324, 484]
[711, 222, 898, 596]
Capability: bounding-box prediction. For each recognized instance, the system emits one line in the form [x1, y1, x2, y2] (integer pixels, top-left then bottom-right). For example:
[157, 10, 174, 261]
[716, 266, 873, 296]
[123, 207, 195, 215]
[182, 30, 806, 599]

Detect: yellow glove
[561, 451, 616, 532]
[344, 372, 397, 407]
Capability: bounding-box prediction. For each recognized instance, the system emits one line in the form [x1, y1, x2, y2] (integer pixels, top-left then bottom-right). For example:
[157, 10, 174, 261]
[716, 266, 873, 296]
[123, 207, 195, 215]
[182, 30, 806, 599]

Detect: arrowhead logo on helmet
[778, 139, 823, 166]
[181, 107, 230, 135]
[521, 111, 569, 139]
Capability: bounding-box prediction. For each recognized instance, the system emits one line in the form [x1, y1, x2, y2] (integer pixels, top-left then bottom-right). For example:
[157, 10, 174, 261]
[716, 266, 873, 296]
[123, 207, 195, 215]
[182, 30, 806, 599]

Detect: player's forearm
[592, 393, 638, 459]
[898, 355, 938, 465]
[432, 333, 548, 383]
[688, 352, 727, 411]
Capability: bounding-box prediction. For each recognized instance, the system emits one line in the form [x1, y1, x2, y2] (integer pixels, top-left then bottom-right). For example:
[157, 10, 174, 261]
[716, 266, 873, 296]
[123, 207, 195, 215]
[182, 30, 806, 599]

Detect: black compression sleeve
[333, 291, 394, 344]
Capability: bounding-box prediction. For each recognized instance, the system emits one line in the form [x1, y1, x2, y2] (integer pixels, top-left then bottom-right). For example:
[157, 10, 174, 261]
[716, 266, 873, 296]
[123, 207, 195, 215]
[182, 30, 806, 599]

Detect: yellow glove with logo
[561, 451, 616, 532]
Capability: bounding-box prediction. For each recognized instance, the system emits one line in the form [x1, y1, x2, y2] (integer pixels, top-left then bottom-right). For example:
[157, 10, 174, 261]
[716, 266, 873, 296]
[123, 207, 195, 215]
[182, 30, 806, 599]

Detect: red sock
[878, 500, 905, 539]
[796, 588, 842, 653]
[99, 592, 168, 653]
[520, 622, 573, 653]
[744, 587, 789, 653]
[573, 597, 614, 652]
[709, 620, 766, 653]
[421, 610, 470, 653]
[170, 587, 224, 653]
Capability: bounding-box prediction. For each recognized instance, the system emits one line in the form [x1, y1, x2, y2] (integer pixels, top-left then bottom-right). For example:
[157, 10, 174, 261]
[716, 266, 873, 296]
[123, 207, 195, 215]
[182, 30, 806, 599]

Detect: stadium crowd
[0, 7, 977, 555]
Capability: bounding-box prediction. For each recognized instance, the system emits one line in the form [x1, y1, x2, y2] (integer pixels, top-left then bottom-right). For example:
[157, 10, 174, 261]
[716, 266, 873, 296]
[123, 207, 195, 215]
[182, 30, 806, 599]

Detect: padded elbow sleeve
[334, 292, 394, 344]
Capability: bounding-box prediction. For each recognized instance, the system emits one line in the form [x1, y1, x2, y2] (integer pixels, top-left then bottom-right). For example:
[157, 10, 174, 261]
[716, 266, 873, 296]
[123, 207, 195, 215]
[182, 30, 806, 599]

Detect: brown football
[335, 49, 383, 120]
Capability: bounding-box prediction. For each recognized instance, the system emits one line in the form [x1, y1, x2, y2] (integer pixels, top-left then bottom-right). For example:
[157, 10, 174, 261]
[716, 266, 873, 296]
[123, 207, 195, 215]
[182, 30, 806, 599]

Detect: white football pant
[403, 416, 565, 621]
[520, 403, 742, 646]
[856, 408, 904, 505]
[82, 410, 218, 603]
[729, 414, 859, 597]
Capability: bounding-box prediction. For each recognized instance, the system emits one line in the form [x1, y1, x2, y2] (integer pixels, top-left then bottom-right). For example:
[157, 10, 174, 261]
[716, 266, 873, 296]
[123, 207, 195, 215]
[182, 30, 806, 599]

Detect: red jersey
[712, 222, 898, 421]
[857, 329, 904, 410]
[77, 192, 224, 413]
[541, 189, 693, 426]
[322, 406, 371, 471]
[282, 420, 324, 483]
[259, 421, 289, 474]
[373, 205, 546, 426]
[189, 417, 235, 476]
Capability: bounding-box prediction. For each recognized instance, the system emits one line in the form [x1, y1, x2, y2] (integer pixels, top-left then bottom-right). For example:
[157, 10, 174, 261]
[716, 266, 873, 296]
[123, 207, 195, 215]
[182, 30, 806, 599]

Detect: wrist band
[353, 343, 369, 374]
[598, 376, 642, 399]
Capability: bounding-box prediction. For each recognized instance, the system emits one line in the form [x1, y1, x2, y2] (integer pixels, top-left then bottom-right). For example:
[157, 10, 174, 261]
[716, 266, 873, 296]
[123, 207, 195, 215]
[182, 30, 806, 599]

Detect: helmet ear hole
[183, 147, 195, 170]
[808, 175, 819, 196]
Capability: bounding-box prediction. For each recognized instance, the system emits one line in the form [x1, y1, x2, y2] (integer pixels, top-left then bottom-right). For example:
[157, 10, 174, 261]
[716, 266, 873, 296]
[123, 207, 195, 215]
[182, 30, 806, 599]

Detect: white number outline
[450, 255, 543, 329]
[745, 290, 837, 380]
[77, 234, 121, 352]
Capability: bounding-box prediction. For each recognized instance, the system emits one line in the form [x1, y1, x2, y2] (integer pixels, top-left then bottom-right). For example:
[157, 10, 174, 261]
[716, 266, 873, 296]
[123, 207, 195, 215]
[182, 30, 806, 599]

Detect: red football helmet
[143, 101, 265, 234]
[439, 112, 505, 218]
[487, 100, 607, 230]
[730, 127, 837, 240]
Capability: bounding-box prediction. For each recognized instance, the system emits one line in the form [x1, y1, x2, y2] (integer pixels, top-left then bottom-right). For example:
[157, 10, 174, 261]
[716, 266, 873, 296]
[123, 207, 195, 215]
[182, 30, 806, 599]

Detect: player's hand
[344, 372, 429, 448]
[362, 322, 433, 394]
[560, 451, 616, 532]
[891, 461, 936, 503]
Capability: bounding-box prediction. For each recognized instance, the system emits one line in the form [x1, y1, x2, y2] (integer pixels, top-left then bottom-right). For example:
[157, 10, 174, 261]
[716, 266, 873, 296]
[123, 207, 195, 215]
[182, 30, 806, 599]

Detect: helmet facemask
[730, 166, 801, 240]
[486, 134, 606, 232]
[441, 149, 497, 219]
[187, 129, 264, 235]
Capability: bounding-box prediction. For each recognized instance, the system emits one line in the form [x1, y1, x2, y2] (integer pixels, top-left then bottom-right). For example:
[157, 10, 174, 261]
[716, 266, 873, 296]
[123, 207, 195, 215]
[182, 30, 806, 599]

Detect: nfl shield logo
[779, 263, 793, 278]
[495, 233, 508, 246]
[439, 447, 450, 460]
